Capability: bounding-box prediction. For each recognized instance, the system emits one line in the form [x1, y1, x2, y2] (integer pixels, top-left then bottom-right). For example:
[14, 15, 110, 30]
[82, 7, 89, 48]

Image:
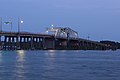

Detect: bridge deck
[0, 31, 112, 50]
[0, 31, 53, 38]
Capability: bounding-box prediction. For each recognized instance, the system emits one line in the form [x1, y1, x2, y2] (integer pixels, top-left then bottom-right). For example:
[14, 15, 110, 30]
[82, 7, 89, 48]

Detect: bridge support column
[0, 36, 1, 49]
[30, 36, 33, 50]
[82, 41, 85, 50]
[33, 37, 36, 49]
[87, 42, 90, 50]
[23, 37, 25, 50]
[89, 43, 92, 50]
[68, 40, 79, 50]
[8, 36, 11, 50]
[36, 37, 39, 49]
[11, 36, 15, 50]
[82, 41, 86, 50]
[38, 37, 42, 50]
[20, 36, 22, 49]
[43, 37, 55, 50]
[3, 36, 6, 50]
[55, 39, 67, 50]
[26, 37, 29, 50]
[42, 37, 45, 49]
[16, 36, 19, 50]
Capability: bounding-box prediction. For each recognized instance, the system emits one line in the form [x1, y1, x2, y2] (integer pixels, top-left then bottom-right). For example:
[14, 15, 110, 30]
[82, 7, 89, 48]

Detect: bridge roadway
[0, 31, 112, 50]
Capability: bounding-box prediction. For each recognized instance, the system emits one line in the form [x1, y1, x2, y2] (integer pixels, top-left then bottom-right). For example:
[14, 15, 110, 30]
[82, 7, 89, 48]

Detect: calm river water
[0, 50, 120, 80]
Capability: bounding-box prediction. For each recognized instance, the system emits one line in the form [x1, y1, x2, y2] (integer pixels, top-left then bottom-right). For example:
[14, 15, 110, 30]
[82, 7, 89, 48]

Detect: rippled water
[0, 50, 120, 80]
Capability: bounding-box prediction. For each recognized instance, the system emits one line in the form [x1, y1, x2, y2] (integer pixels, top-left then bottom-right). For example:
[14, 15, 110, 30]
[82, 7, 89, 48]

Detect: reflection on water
[0, 51, 2, 63]
[46, 50, 56, 57]
[16, 50, 25, 62]
[48, 50, 55, 53]
[44, 50, 56, 66]
[15, 50, 26, 79]
[0, 50, 120, 80]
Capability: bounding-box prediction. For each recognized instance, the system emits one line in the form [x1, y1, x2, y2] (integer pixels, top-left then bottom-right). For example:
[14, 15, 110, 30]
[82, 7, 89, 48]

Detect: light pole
[0, 17, 2, 32]
[87, 34, 90, 40]
[18, 17, 20, 33]
[10, 22, 12, 33]
[9, 18, 13, 33]
[18, 17, 23, 33]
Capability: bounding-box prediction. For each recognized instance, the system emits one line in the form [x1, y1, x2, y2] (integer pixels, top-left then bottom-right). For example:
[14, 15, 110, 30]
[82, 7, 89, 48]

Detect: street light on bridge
[4, 21, 12, 33]
[18, 17, 23, 33]
[0, 17, 2, 32]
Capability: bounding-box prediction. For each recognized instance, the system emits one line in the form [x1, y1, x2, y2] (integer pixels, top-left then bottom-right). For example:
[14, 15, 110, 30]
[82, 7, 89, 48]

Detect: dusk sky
[0, 0, 120, 41]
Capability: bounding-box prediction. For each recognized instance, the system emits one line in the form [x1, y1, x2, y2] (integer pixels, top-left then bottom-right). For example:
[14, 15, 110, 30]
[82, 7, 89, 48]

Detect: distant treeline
[100, 41, 120, 49]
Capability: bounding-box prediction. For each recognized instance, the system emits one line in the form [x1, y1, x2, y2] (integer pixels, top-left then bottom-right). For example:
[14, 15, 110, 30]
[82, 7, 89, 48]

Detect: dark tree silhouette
[100, 41, 120, 49]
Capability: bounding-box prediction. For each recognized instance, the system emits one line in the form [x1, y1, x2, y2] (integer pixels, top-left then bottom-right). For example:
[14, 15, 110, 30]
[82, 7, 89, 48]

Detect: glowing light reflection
[16, 50, 25, 61]
[15, 50, 26, 79]
[45, 50, 56, 57]
[0, 51, 2, 63]
[51, 25, 54, 27]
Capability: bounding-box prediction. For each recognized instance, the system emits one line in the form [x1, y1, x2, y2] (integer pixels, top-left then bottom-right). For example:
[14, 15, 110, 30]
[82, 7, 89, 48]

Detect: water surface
[0, 50, 120, 80]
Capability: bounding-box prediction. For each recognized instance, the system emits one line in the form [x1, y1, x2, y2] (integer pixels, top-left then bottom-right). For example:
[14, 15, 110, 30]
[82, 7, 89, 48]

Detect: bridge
[0, 27, 112, 50]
